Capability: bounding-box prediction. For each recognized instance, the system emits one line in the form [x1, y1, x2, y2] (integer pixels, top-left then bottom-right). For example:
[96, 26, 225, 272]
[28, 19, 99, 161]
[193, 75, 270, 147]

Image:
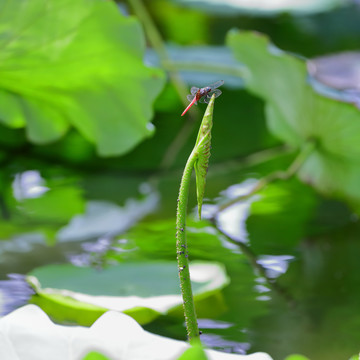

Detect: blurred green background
[1, 0, 360, 359]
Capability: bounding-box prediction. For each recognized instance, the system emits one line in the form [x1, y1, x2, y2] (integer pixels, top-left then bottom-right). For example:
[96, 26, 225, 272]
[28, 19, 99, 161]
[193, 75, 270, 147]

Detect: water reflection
[12, 170, 49, 200]
[257, 255, 294, 279]
[254, 284, 271, 294]
[207, 180, 259, 243]
[200, 333, 250, 355]
[0, 180, 159, 277]
[0, 233, 46, 253]
[198, 319, 233, 329]
[69, 237, 137, 267]
[0, 274, 35, 316]
[57, 183, 159, 242]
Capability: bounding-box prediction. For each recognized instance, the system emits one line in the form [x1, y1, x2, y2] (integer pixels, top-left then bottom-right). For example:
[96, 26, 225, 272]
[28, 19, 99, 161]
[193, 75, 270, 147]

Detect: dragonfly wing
[211, 89, 222, 98]
[190, 86, 199, 95]
[187, 94, 195, 102]
[199, 96, 207, 104]
[208, 80, 224, 90]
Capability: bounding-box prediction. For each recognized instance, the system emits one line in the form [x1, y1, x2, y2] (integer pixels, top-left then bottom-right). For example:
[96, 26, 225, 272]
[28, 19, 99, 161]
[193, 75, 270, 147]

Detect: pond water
[0, 156, 359, 360]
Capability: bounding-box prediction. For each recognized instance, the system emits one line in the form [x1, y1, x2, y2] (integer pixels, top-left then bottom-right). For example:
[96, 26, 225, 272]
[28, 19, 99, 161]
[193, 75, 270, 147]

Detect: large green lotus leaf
[227, 31, 360, 208]
[28, 261, 229, 325]
[0, 0, 165, 156]
[0, 305, 273, 360]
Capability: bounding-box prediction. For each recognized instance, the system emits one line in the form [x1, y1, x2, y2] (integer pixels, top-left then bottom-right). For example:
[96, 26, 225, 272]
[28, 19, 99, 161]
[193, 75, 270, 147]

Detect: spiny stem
[175, 94, 215, 343]
[176, 148, 200, 343]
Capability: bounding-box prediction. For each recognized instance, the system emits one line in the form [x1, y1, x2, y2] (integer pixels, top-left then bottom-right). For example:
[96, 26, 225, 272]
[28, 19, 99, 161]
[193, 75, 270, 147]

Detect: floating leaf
[28, 261, 229, 325]
[0, 0, 165, 156]
[227, 30, 360, 210]
[194, 94, 214, 219]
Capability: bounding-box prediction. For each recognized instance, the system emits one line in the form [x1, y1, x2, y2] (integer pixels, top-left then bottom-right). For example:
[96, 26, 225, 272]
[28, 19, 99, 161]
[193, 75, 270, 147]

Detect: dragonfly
[181, 80, 224, 116]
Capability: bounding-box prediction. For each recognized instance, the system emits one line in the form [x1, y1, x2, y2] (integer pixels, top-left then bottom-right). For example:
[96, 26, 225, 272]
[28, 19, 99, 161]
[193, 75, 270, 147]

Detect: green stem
[176, 148, 200, 343]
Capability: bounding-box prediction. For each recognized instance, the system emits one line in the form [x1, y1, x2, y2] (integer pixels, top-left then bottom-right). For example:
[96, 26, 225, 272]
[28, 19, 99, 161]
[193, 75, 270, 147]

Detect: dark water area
[0, 157, 359, 360]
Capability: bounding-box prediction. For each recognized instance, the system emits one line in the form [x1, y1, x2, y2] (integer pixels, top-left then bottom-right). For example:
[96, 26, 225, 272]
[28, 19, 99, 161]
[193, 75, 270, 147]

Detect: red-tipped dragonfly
[181, 80, 224, 116]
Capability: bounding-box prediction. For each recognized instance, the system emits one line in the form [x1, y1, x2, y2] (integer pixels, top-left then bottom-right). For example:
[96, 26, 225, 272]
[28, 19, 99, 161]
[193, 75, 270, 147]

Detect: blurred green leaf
[0, 171, 85, 242]
[150, 0, 209, 45]
[227, 30, 360, 210]
[0, 123, 27, 148]
[31, 130, 95, 165]
[20, 186, 84, 223]
[0, 0, 165, 156]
